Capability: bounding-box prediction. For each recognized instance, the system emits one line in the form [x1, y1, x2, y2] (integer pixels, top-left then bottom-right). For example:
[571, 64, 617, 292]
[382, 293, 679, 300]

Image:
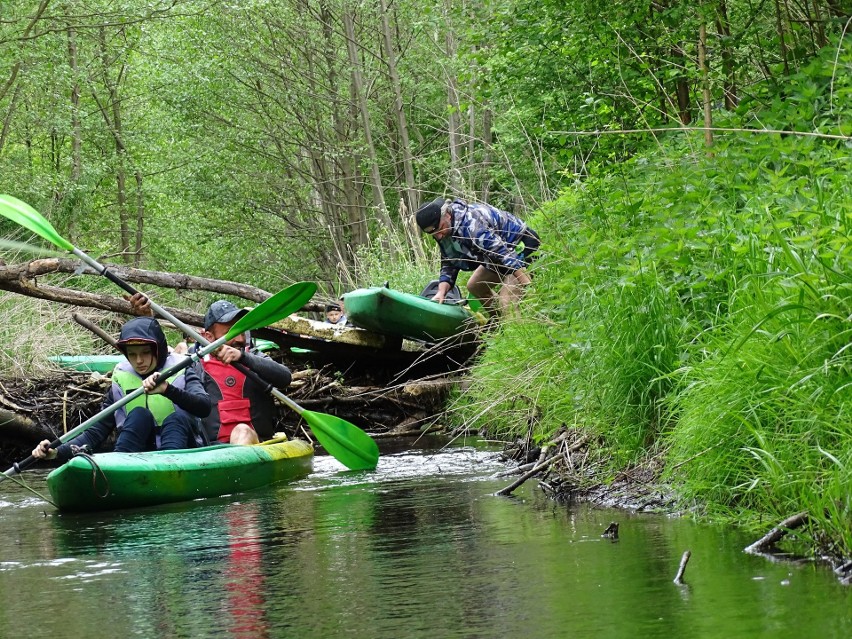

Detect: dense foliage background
[1, 1, 850, 553]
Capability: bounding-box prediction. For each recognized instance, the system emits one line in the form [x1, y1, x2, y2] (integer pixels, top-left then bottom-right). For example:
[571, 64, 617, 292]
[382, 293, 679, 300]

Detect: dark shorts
[517, 228, 540, 267]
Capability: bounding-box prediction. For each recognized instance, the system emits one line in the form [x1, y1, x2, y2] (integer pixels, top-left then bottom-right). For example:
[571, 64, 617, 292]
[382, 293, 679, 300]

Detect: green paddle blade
[226, 282, 317, 339]
[0, 194, 74, 251]
[303, 409, 380, 470]
[0, 238, 64, 257]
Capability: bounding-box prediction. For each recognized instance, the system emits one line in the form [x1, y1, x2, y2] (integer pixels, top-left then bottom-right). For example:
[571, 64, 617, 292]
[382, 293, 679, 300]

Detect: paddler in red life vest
[129, 295, 293, 446]
[31, 317, 211, 461]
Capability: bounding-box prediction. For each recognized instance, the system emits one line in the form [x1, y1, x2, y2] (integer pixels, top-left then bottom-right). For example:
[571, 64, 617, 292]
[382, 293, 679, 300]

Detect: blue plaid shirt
[436, 199, 531, 286]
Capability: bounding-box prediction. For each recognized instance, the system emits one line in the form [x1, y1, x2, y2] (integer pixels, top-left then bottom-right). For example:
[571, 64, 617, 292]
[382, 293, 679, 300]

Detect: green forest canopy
[0, 0, 846, 291]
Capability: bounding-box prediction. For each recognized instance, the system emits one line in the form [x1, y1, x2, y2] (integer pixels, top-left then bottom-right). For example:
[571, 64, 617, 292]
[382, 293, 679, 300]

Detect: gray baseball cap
[203, 300, 248, 329]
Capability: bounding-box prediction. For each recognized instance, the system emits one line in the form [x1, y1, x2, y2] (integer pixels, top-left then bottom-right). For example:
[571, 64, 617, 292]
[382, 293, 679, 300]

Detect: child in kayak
[32, 317, 211, 461]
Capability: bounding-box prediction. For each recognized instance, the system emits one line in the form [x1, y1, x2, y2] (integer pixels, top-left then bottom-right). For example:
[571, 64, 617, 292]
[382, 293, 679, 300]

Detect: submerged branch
[745, 511, 810, 554]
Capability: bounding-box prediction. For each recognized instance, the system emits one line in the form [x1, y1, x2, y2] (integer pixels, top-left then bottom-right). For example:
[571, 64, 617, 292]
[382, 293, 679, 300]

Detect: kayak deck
[49, 354, 123, 373]
[343, 286, 482, 341]
[46, 438, 313, 512]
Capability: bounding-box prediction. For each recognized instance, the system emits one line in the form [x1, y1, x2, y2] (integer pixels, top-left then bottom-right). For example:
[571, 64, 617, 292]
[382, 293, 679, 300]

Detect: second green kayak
[343, 286, 483, 342]
[46, 437, 314, 512]
[49, 354, 123, 373]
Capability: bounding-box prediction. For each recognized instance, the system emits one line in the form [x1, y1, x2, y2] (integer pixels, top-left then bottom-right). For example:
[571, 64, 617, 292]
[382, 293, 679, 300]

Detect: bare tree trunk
[481, 106, 493, 201]
[716, 0, 738, 109]
[672, 44, 692, 125]
[68, 23, 82, 183]
[67, 18, 82, 241]
[0, 82, 22, 157]
[445, 26, 463, 192]
[96, 26, 132, 260]
[134, 170, 144, 266]
[0, 0, 51, 105]
[699, 21, 713, 152]
[810, 0, 827, 48]
[320, 0, 365, 254]
[347, 81, 368, 247]
[342, 8, 394, 234]
[378, 0, 425, 262]
[774, 0, 791, 75]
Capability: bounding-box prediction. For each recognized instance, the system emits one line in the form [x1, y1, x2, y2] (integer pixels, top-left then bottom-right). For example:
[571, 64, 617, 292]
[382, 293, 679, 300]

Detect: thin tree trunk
[320, 0, 365, 253]
[716, 0, 738, 109]
[481, 106, 493, 201]
[445, 23, 463, 191]
[67, 19, 82, 241]
[0, 0, 51, 105]
[348, 80, 368, 246]
[774, 0, 791, 75]
[672, 44, 692, 125]
[97, 26, 132, 259]
[342, 8, 394, 233]
[67, 24, 82, 182]
[810, 0, 827, 48]
[699, 21, 713, 152]
[134, 170, 144, 266]
[0, 82, 22, 157]
[378, 0, 425, 262]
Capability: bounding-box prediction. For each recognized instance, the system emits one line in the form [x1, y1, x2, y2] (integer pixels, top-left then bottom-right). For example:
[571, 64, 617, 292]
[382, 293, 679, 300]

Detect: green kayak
[343, 286, 484, 342]
[49, 354, 124, 373]
[46, 437, 313, 512]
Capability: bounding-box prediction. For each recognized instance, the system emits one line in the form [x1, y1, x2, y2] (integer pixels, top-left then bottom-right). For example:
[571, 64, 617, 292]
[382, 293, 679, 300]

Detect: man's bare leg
[466, 266, 502, 316]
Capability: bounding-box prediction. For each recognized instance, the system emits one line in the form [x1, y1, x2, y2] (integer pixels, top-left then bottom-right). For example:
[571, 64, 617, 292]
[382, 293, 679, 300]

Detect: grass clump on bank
[454, 39, 851, 555]
[0, 293, 106, 378]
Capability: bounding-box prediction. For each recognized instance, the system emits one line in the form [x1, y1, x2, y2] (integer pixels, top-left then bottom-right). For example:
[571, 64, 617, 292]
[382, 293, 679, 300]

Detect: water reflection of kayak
[47, 437, 313, 512]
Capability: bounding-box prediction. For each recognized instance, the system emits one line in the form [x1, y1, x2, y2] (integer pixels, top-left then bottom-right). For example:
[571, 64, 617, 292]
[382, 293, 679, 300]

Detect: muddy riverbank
[493, 429, 852, 586]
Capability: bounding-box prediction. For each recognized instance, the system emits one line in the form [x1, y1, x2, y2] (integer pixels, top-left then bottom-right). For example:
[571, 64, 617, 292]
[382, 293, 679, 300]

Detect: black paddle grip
[103, 268, 138, 296]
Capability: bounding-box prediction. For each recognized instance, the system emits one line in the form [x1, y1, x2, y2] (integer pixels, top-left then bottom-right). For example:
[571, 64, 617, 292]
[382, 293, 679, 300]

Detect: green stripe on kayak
[49, 355, 124, 373]
[46, 438, 313, 512]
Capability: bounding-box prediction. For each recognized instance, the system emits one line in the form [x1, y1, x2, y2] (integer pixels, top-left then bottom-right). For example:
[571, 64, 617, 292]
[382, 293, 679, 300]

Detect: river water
[1, 437, 849, 638]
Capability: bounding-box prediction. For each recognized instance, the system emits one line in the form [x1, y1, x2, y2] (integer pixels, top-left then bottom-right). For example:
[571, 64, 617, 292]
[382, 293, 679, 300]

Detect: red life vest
[203, 356, 253, 443]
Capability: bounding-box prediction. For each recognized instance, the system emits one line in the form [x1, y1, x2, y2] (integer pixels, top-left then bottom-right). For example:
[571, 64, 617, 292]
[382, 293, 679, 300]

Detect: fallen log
[0, 408, 55, 444]
[745, 511, 810, 554]
[72, 313, 118, 348]
[496, 454, 562, 496]
[0, 258, 271, 302]
[496, 434, 591, 496]
[0, 258, 332, 322]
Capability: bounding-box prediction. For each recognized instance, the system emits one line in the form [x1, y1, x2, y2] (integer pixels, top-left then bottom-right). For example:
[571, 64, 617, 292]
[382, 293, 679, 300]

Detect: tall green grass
[455, 38, 852, 553]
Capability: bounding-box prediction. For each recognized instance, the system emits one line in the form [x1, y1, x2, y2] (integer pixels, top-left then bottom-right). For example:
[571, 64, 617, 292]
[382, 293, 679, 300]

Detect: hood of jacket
[116, 317, 169, 372]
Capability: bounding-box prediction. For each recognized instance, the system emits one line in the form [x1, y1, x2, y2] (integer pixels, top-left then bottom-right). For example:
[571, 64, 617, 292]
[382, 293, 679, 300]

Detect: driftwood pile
[494, 428, 679, 511]
[0, 258, 481, 466]
[0, 357, 466, 467]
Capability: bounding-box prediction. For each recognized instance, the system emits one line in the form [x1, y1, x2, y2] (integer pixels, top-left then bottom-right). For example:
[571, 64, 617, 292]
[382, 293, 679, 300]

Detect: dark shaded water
[1, 438, 849, 638]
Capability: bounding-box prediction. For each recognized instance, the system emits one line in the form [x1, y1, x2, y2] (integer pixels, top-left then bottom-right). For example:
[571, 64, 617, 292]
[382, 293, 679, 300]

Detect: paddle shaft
[0, 332, 229, 482]
[71, 248, 309, 416]
[75, 254, 381, 468]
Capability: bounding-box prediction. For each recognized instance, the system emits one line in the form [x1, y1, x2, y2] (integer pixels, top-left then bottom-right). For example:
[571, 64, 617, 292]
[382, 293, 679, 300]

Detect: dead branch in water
[673, 550, 692, 584]
[496, 434, 590, 496]
[745, 511, 810, 554]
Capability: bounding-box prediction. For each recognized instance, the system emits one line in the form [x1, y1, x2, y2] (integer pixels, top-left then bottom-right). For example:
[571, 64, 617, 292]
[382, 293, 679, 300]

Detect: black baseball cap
[203, 300, 249, 329]
[415, 197, 445, 233]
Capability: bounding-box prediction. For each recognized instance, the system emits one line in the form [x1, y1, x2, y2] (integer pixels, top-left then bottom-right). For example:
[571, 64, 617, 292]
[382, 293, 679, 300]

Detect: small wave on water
[299, 437, 506, 490]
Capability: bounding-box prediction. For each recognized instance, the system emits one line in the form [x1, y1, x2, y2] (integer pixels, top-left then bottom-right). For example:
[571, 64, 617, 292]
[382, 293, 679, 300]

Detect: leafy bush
[455, 38, 852, 551]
